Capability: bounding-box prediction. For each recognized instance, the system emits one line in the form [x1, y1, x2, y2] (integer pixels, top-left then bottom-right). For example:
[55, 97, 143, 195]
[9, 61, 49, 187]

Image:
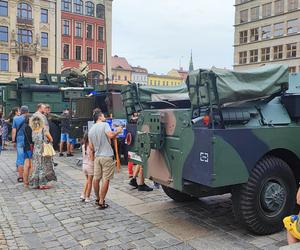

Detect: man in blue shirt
[12, 106, 29, 182]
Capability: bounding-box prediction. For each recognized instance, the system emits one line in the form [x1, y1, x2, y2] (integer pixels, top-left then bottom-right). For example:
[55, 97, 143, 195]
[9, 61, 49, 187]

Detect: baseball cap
[20, 105, 29, 114]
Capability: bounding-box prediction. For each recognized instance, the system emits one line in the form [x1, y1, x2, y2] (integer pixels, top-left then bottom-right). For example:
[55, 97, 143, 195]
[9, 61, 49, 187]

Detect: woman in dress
[29, 115, 56, 189]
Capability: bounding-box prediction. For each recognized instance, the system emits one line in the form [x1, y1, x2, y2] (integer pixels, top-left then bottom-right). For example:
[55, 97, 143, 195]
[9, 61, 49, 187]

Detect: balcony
[17, 17, 33, 25]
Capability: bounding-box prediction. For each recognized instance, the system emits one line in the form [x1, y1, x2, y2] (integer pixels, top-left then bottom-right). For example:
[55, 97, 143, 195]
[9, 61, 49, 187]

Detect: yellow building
[148, 73, 183, 87]
[111, 55, 132, 84]
[0, 0, 61, 83]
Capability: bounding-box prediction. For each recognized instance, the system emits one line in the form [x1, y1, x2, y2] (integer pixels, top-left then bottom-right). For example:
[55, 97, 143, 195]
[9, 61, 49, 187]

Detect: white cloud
[112, 0, 235, 73]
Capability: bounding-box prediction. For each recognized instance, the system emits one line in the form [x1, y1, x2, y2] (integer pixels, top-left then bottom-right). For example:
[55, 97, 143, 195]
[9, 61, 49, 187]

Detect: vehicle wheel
[232, 156, 296, 235]
[162, 185, 197, 202]
[49, 121, 60, 150]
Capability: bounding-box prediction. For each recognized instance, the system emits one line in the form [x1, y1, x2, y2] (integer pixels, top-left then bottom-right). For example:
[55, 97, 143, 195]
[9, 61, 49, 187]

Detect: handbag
[42, 129, 55, 157]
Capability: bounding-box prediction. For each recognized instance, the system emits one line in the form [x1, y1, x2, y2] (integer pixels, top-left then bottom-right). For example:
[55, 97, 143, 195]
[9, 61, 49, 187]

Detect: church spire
[189, 50, 194, 72]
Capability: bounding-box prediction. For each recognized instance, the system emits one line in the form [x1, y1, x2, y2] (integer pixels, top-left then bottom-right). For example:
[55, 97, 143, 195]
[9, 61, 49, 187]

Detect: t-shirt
[88, 122, 114, 157]
[60, 113, 71, 134]
[12, 115, 25, 143]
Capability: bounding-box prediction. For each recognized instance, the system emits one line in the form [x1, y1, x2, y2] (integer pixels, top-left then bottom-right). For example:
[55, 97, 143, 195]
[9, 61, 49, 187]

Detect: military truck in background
[122, 64, 300, 235]
[0, 70, 128, 161]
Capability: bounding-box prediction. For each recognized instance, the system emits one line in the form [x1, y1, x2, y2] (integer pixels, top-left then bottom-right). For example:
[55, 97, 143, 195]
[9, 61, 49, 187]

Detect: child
[284, 187, 300, 245]
[23, 115, 33, 188]
[80, 132, 94, 202]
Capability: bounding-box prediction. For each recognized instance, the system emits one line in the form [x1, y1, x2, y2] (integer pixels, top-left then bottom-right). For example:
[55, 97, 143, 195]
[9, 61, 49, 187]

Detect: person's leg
[23, 158, 29, 187]
[99, 157, 115, 207]
[128, 162, 134, 178]
[93, 158, 101, 203]
[81, 175, 88, 200]
[99, 179, 110, 205]
[59, 133, 65, 155]
[85, 175, 93, 201]
[137, 166, 153, 192]
[129, 165, 140, 187]
[16, 143, 24, 181]
[287, 231, 299, 245]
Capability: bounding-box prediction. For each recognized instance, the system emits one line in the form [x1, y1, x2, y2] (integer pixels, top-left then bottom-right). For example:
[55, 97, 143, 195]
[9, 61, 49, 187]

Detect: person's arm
[89, 141, 95, 161]
[105, 124, 123, 139]
[45, 132, 53, 143]
[11, 119, 17, 143]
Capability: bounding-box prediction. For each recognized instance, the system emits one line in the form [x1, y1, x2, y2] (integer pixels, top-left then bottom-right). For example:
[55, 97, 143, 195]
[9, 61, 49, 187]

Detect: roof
[168, 68, 188, 80]
[132, 66, 148, 74]
[111, 55, 132, 71]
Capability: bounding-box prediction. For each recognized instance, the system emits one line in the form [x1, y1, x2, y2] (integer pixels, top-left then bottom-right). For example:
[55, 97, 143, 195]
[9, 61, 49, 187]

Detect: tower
[189, 50, 194, 72]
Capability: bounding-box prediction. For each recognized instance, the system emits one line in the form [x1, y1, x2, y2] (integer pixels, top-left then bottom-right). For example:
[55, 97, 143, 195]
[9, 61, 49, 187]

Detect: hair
[45, 104, 50, 109]
[82, 132, 89, 152]
[24, 114, 30, 125]
[0, 111, 2, 119]
[37, 103, 44, 110]
[8, 107, 20, 121]
[30, 115, 45, 131]
[93, 111, 103, 123]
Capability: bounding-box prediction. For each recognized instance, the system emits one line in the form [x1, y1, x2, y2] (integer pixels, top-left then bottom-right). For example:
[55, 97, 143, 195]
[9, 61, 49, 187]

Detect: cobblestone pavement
[0, 149, 289, 250]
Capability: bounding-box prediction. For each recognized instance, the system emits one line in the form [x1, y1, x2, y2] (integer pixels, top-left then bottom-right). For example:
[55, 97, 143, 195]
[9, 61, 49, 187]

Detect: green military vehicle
[0, 71, 127, 155]
[122, 64, 300, 235]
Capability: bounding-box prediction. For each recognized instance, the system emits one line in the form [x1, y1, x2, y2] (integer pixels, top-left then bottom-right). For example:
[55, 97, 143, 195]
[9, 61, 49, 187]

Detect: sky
[112, 0, 235, 74]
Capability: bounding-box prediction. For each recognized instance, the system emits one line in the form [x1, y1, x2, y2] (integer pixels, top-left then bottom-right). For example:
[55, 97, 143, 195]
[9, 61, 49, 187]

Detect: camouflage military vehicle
[122, 64, 300, 235]
[0, 71, 127, 154]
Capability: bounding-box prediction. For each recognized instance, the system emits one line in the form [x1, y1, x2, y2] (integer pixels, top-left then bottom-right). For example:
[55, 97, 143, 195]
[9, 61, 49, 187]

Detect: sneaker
[59, 153, 64, 157]
[67, 153, 74, 157]
[129, 178, 138, 188]
[138, 184, 153, 192]
[80, 194, 85, 202]
[53, 162, 58, 166]
[85, 198, 91, 203]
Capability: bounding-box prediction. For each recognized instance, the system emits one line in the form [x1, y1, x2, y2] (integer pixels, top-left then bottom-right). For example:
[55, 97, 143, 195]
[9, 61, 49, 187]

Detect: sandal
[39, 185, 51, 190]
[95, 199, 99, 205]
[17, 177, 23, 183]
[98, 200, 109, 210]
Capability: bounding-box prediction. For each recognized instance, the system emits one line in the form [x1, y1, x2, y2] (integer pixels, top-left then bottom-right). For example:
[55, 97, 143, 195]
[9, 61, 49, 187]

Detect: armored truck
[122, 64, 300, 235]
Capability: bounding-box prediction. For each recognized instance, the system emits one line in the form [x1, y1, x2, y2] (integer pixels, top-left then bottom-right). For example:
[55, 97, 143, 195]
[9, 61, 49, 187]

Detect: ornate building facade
[61, 0, 113, 86]
[0, 0, 61, 83]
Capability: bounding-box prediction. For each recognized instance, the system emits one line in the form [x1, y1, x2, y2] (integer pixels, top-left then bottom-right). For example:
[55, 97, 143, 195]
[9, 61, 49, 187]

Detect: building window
[98, 49, 104, 63]
[41, 32, 48, 47]
[262, 25, 271, 40]
[0, 26, 8, 42]
[41, 9, 48, 23]
[87, 71, 104, 86]
[250, 28, 259, 42]
[86, 47, 92, 62]
[17, 2, 32, 20]
[86, 24, 93, 39]
[0, 53, 8, 71]
[63, 20, 70, 35]
[239, 30, 248, 44]
[289, 66, 297, 73]
[288, 0, 298, 11]
[124, 76, 127, 81]
[274, 22, 284, 37]
[250, 6, 259, 21]
[18, 56, 32, 73]
[41, 58, 48, 73]
[63, 44, 70, 59]
[0, 1, 8, 17]
[287, 43, 297, 58]
[250, 49, 258, 63]
[74, 0, 83, 14]
[98, 26, 104, 41]
[287, 19, 299, 34]
[85, 1, 94, 16]
[261, 48, 270, 61]
[62, 0, 71, 12]
[96, 4, 105, 18]
[17, 29, 32, 43]
[273, 45, 283, 60]
[275, 0, 284, 14]
[75, 22, 82, 37]
[240, 9, 248, 23]
[262, 3, 272, 18]
[75, 46, 81, 60]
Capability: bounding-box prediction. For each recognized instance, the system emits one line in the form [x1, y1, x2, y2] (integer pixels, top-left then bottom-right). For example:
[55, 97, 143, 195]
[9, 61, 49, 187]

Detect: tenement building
[61, 0, 113, 86]
[0, 0, 61, 83]
[234, 0, 300, 72]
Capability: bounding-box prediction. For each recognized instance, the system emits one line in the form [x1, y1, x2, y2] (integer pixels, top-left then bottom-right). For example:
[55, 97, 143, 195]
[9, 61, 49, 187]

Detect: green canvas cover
[186, 64, 289, 107]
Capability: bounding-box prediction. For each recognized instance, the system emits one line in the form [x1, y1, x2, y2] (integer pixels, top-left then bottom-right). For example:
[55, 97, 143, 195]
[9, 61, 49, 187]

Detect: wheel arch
[264, 148, 300, 183]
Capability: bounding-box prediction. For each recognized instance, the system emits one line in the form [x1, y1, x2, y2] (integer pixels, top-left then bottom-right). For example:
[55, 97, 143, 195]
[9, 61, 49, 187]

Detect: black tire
[232, 156, 296, 235]
[162, 185, 197, 202]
